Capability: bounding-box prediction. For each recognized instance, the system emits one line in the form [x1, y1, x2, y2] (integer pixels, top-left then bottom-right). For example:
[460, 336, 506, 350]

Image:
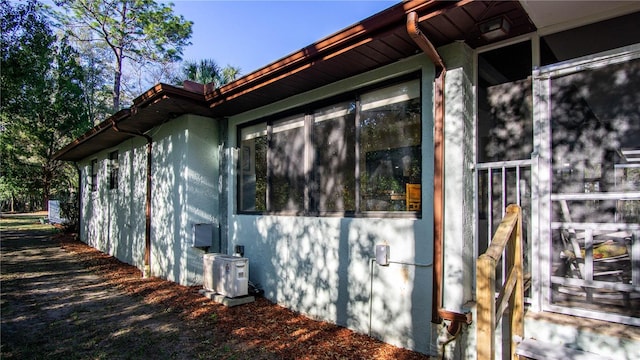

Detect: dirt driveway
[1, 226, 429, 360]
[1, 229, 215, 359]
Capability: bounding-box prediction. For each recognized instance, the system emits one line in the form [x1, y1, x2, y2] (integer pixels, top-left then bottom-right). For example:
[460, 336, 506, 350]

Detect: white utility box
[203, 253, 248, 298]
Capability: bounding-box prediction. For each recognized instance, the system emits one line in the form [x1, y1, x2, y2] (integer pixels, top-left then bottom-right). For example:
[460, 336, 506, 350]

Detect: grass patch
[0, 215, 58, 232]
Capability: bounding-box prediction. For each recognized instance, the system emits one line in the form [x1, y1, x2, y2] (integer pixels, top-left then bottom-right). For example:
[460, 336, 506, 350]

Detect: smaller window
[90, 159, 98, 192]
[108, 151, 119, 190]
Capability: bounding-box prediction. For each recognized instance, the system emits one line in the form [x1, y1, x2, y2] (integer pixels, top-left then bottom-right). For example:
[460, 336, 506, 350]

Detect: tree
[173, 59, 241, 88]
[0, 0, 91, 211]
[55, 0, 193, 112]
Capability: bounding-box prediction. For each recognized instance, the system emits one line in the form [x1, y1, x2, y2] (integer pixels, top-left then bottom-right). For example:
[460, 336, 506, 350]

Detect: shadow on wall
[231, 214, 432, 353]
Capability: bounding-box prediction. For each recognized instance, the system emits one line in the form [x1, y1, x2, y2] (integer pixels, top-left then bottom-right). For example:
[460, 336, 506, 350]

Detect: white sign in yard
[48, 200, 66, 224]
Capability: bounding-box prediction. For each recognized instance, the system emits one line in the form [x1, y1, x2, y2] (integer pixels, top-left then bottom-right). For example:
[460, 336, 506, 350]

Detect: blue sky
[169, 1, 399, 75]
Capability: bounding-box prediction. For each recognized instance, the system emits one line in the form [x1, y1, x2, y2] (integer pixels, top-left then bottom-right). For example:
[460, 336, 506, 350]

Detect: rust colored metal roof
[55, 0, 535, 162]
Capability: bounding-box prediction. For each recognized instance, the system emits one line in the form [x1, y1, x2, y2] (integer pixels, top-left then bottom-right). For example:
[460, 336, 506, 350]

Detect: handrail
[477, 204, 524, 360]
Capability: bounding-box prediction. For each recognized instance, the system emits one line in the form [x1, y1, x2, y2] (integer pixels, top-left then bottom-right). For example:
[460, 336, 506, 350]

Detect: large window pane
[549, 57, 640, 318]
[239, 123, 267, 211]
[270, 115, 306, 212]
[360, 80, 421, 212]
[313, 102, 356, 212]
[237, 77, 422, 217]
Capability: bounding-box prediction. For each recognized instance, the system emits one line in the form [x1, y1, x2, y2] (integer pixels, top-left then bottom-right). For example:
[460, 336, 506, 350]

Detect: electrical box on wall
[192, 222, 218, 249]
[375, 244, 390, 266]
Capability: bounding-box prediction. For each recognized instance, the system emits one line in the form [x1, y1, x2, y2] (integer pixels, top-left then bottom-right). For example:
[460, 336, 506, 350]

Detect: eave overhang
[202, 0, 536, 118]
[54, 84, 214, 161]
[55, 0, 538, 162]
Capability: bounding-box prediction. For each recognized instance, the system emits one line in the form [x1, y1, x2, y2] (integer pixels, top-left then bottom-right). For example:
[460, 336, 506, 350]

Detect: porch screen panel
[549, 56, 640, 320]
[312, 102, 356, 213]
[359, 80, 421, 212]
[270, 115, 306, 212]
[239, 123, 267, 212]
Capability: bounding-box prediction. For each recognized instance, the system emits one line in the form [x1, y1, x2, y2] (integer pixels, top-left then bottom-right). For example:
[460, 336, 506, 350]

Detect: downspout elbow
[407, 12, 445, 73]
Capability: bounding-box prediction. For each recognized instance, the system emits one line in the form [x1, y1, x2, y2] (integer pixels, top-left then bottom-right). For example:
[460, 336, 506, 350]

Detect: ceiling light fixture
[479, 16, 511, 41]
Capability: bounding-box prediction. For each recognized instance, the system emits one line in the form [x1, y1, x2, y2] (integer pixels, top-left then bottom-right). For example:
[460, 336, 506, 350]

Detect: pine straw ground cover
[55, 233, 430, 360]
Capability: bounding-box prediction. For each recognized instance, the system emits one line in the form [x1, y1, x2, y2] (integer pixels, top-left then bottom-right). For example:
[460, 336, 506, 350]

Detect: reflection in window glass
[313, 102, 356, 212]
[360, 80, 421, 211]
[270, 115, 306, 212]
[237, 77, 422, 216]
[239, 123, 267, 211]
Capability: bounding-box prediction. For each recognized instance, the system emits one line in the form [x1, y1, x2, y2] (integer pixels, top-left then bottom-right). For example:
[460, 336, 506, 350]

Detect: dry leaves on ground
[55, 233, 430, 360]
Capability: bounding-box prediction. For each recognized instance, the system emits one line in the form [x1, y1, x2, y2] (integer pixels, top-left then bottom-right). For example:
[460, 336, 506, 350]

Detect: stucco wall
[226, 56, 436, 354]
[150, 114, 219, 285]
[80, 137, 147, 269]
[79, 114, 219, 286]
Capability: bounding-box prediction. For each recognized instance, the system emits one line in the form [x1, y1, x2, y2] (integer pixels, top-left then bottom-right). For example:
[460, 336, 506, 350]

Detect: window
[108, 151, 119, 190]
[238, 77, 421, 216]
[239, 123, 267, 212]
[360, 81, 421, 211]
[313, 102, 356, 212]
[270, 115, 306, 212]
[90, 159, 98, 192]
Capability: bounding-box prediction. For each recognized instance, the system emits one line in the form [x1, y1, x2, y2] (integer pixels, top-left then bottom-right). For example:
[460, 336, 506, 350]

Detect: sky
[168, 1, 399, 76]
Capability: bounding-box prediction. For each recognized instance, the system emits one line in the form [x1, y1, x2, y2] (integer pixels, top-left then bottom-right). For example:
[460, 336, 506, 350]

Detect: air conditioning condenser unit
[203, 253, 248, 298]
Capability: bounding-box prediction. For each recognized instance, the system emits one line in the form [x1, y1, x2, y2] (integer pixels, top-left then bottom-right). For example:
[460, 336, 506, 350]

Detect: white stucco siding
[440, 41, 476, 313]
[79, 114, 218, 286]
[151, 114, 219, 286]
[226, 56, 436, 354]
[231, 215, 433, 353]
[78, 137, 147, 269]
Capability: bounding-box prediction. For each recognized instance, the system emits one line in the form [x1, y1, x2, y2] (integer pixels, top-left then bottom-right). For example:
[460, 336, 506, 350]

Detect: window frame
[237, 74, 422, 218]
[90, 159, 98, 192]
[108, 150, 119, 190]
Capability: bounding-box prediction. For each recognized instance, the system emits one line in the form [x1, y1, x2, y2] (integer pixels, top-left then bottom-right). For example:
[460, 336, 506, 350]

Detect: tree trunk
[113, 48, 122, 111]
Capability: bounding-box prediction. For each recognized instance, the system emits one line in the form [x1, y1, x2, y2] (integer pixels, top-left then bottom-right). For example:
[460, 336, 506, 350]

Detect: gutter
[406, 11, 472, 335]
[111, 119, 153, 279]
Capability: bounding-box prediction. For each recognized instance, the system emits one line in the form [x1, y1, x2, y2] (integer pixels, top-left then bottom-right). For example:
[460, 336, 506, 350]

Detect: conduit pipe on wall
[406, 12, 472, 335]
[111, 119, 153, 278]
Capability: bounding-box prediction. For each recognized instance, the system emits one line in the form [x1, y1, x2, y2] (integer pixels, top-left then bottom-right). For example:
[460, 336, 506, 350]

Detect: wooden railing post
[507, 204, 524, 359]
[476, 204, 523, 360]
[477, 254, 496, 360]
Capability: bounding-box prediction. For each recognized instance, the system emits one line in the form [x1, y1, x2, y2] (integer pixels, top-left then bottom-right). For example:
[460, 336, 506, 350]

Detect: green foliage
[174, 59, 241, 87]
[0, 0, 90, 211]
[54, 0, 193, 111]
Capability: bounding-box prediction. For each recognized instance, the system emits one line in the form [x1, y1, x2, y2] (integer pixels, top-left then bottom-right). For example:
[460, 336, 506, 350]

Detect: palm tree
[175, 59, 240, 88]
